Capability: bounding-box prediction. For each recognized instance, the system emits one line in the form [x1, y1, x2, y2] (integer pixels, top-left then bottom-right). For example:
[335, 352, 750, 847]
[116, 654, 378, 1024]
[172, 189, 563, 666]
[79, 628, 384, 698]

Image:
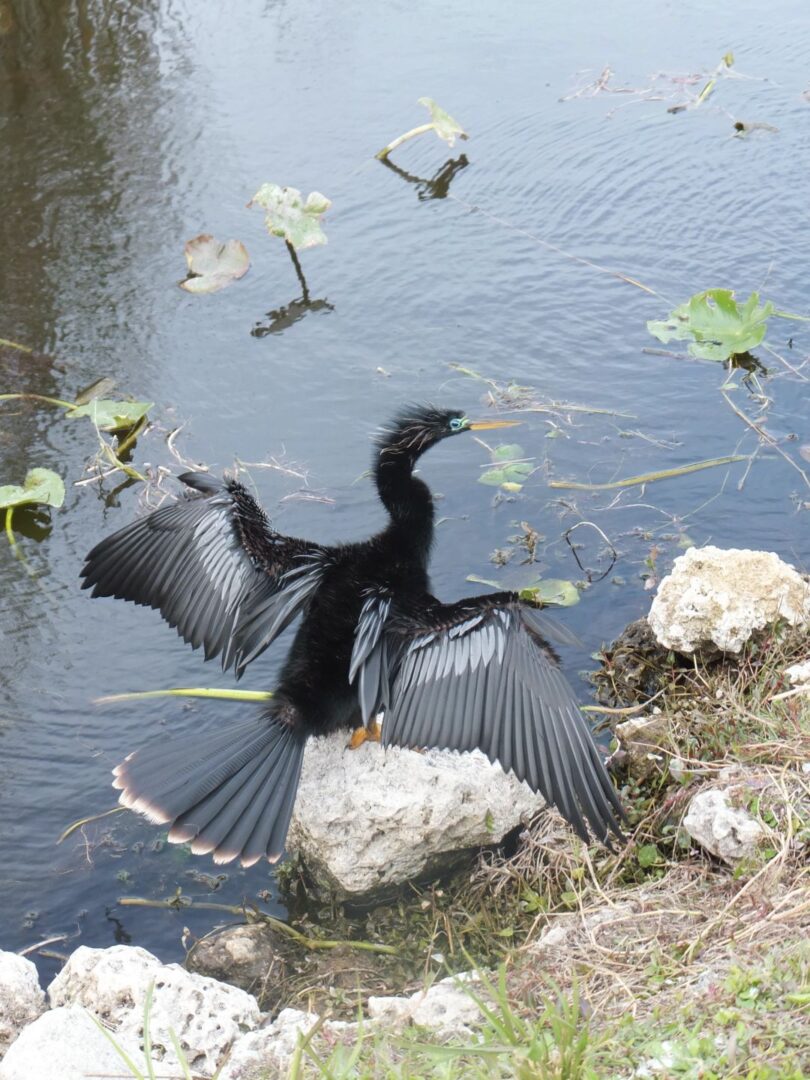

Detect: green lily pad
[518, 579, 580, 607]
[250, 184, 331, 250]
[647, 289, 775, 361]
[479, 460, 532, 490]
[180, 234, 250, 294]
[417, 98, 468, 148]
[492, 443, 525, 461]
[0, 468, 65, 511]
[67, 399, 152, 433]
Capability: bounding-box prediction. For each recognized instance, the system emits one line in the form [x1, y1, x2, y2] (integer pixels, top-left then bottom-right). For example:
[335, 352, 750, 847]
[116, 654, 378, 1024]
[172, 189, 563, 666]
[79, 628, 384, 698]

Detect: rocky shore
[1, 547, 808, 1078]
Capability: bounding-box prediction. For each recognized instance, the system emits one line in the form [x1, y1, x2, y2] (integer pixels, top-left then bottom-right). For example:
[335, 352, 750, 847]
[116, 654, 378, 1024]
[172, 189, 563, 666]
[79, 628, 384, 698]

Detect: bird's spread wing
[81, 472, 327, 676]
[349, 590, 625, 844]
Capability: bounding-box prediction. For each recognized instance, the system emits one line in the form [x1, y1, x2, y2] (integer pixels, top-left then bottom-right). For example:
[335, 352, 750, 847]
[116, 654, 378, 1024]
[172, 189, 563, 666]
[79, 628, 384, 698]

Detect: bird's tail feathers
[113, 710, 306, 867]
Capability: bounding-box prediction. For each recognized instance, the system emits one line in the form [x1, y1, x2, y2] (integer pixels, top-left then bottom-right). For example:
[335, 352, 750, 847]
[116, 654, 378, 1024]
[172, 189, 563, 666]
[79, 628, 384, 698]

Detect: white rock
[0, 1006, 141, 1080]
[287, 733, 546, 900]
[219, 1008, 357, 1080]
[785, 660, 810, 687]
[368, 973, 482, 1039]
[648, 546, 810, 653]
[683, 788, 763, 863]
[0, 952, 45, 1059]
[48, 945, 261, 1076]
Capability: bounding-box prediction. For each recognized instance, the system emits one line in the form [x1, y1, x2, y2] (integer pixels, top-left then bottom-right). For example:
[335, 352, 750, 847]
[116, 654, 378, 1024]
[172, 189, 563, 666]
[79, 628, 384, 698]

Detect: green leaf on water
[479, 444, 533, 492]
[180, 234, 250, 294]
[417, 98, 469, 147]
[492, 443, 525, 461]
[249, 184, 331, 250]
[518, 579, 580, 607]
[0, 468, 65, 510]
[66, 399, 152, 433]
[647, 289, 775, 361]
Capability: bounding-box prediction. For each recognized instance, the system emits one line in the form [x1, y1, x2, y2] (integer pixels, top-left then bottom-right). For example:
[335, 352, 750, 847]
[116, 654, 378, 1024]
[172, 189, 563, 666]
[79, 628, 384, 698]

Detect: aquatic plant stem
[94, 687, 274, 705]
[4, 507, 15, 550]
[118, 897, 398, 955]
[721, 391, 810, 490]
[285, 240, 310, 303]
[375, 122, 434, 159]
[549, 454, 747, 491]
[0, 392, 77, 410]
[0, 338, 33, 353]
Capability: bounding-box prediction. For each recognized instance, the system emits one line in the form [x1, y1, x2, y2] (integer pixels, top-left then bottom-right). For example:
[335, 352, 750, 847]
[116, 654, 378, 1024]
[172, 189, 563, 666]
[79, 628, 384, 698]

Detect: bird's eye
[449, 417, 465, 431]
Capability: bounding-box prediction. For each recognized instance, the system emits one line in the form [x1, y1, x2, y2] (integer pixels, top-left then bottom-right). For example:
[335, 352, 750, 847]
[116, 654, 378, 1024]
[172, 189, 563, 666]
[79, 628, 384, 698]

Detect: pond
[1, 0, 808, 982]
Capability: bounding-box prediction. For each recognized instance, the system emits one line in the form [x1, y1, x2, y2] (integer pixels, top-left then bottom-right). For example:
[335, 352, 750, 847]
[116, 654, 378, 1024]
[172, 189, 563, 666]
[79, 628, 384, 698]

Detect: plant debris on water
[179, 234, 250, 294]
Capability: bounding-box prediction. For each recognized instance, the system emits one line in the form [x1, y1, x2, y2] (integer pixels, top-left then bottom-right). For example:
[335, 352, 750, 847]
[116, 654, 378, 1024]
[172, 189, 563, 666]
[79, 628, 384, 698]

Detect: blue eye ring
[449, 417, 465, 431]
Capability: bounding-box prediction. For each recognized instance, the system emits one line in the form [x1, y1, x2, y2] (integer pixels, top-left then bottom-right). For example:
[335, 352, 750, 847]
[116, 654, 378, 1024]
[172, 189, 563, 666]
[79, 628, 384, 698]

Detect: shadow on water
[378, 154, 470, 201]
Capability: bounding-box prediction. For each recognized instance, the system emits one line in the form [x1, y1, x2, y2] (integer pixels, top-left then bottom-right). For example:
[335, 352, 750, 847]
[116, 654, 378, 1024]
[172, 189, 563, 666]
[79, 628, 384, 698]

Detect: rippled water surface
[1, 0, 808, 978]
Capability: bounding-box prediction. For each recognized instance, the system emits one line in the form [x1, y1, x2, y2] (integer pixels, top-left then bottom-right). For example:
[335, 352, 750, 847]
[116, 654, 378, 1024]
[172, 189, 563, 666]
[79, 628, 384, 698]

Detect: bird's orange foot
[347, 718, 382, 749]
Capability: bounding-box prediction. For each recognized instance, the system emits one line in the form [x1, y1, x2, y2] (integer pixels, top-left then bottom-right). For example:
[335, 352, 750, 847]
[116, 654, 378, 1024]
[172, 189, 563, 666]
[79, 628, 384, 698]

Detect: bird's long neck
[374, 447, 435, 565]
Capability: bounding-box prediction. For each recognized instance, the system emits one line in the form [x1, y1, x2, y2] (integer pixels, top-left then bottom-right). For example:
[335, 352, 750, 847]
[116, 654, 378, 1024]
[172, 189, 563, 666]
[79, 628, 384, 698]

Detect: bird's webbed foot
[347, 717, 382, 749]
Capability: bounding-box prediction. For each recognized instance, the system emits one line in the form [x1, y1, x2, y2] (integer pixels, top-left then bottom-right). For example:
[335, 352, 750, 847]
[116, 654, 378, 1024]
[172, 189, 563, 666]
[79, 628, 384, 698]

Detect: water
[1, 0, 808, 981]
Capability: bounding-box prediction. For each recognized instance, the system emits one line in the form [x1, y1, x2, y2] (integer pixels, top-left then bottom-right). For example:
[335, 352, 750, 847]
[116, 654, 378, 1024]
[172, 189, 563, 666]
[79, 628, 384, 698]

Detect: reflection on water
[0, 0, 808, 979]
[378, 154, 470, 201]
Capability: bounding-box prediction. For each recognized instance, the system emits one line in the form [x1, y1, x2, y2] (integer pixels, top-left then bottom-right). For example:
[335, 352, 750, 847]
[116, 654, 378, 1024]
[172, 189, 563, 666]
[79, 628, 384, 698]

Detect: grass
[285, 625, 809, 1077]
[83, 626, 809, 1078]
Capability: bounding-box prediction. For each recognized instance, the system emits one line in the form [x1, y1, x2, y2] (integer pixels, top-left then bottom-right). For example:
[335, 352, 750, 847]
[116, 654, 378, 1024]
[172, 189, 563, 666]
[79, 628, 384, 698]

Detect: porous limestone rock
[368, 971, 483, 1039]
[682, 788, 763, 863]
[219, 1008, 357, 1080]
[220, 975, 486, 1078]
[0, 1006, 139, 1080]
[287, 733, 546, 900]
[0, 952, 45, 1059]
[48, 945, 261, 1076]
[785, 659, 810, 688]
[648, 546, 810, 654]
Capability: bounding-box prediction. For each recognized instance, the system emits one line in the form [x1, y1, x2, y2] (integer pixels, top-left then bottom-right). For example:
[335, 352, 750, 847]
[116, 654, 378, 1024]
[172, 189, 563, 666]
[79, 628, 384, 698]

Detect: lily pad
[492, 443, 525, 461]
[518, 579, 580, 607]
[0, 468, 65, 511]
[67, 399, 152, 433]
[417, 98, 468, 147]
[479, 443, 533, 492]
[250, 184, 331, 250]
[647, 289, 775, 361]
[180, 235, 250, 294]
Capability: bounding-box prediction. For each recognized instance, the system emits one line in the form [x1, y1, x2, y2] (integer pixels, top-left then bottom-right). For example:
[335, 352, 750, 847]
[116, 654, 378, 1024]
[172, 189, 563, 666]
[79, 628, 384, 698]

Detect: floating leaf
[180, 235, 250, 294]
[492, 443, 525, 461]
[0, 468, 65, 510]
[250, 184, 331, 250]
[417, 98, 468, 147]
[647, 289, 775, 361]
[466, 573, 501, 589]
[518, 579, 580, 607]
[67, 399, 152, 433]
[478, 463, 532, 487]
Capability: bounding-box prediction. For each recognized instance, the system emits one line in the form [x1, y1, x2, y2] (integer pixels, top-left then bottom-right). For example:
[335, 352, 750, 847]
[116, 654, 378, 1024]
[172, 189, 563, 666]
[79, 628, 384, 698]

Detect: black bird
[81, 405, 625, 866]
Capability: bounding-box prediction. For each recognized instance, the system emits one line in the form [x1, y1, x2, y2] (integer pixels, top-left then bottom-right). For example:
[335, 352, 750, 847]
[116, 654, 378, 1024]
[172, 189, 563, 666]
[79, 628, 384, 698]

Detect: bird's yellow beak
[467, 419, 521, 431]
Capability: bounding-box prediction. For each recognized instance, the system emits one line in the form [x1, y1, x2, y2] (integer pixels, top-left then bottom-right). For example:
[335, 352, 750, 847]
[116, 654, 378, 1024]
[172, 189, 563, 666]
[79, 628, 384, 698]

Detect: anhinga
[82, 405, 625, 867]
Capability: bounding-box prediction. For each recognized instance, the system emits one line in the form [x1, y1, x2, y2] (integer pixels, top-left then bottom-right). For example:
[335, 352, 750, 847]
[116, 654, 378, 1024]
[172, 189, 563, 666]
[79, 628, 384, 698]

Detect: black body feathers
[82, 405, 626, 865]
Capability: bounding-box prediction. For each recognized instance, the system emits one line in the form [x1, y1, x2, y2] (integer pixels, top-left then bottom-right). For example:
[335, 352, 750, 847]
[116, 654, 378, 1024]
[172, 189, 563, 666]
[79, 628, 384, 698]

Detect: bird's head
[376, 404, 519, 464]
